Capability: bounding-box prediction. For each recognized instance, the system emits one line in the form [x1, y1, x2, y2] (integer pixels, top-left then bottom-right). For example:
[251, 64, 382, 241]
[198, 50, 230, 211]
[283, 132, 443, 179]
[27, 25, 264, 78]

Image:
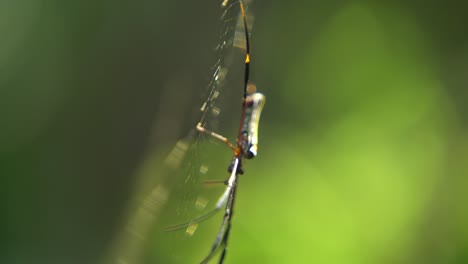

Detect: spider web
[105, 1, 255, 263]
[175, 0, 255, 227]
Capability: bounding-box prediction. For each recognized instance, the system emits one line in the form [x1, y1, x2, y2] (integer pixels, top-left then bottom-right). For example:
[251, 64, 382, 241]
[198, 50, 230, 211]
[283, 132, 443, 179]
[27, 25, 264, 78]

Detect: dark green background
[1, 0, 468, 263]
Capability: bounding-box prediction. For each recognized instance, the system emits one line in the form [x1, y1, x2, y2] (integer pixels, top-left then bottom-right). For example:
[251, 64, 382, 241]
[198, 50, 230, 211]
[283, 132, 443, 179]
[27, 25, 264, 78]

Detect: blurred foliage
[1, 0, 468, 263]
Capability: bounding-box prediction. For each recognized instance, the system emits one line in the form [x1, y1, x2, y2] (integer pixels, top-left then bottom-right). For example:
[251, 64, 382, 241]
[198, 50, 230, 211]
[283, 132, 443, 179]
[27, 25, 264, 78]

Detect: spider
[165, 1, 265, 263]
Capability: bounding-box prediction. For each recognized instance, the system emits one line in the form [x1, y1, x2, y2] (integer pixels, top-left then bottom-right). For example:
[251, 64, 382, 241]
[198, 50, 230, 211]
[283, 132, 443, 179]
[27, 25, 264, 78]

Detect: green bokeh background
[1, 0, 468, 263]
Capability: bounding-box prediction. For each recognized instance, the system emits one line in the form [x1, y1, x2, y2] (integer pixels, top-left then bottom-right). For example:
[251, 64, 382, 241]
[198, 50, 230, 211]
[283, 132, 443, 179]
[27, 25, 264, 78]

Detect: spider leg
[197, 123, 237, 153]
[202, 179, 228, 185]
[164, 209, 220, 232]
[217, 187, 236, 264]
[200, 158, 239, 264]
